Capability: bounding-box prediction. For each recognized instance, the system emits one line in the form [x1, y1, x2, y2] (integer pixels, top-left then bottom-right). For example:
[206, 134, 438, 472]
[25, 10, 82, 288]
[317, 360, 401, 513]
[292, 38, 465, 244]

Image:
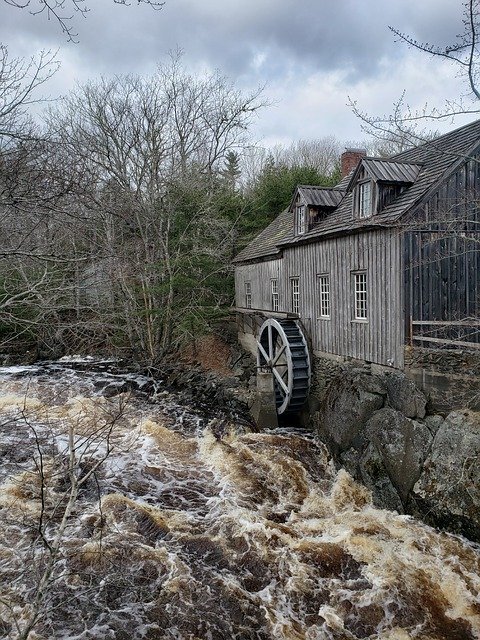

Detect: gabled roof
[234, 118, 480, 263]
[294, 185, 345, 208]
[346, 158, 422, 189]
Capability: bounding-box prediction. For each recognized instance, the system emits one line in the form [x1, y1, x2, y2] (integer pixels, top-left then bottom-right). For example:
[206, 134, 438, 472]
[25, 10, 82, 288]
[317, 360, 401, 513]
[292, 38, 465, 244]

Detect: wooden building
[233, 120, 480, 414]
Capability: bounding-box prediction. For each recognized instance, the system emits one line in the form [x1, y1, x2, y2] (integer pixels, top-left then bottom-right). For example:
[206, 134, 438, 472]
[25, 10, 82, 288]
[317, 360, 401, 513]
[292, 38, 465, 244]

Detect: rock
[339, 438, 404, 514]
[365, 407, 433, 504]
[411, 410, 480, 541]
[424, 414, 444, 436]
[318, 373, 385, 452]
[385, 373, 427, 419]
[353, 372, 387, 397]
[102, 382, 130, 397]
[358, 443, 404, 513]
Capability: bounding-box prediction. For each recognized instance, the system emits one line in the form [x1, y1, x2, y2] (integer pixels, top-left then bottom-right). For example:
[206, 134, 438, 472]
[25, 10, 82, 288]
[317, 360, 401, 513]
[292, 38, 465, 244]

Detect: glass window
[358, 181, 372, 218]
[318, 274, 330, 318]
[245, 281, 252, 309]
[291, 277, 300, 315]
[353, 272, 367, 320]
[296, 205, 306, 234]
[271, 279, 279, 312]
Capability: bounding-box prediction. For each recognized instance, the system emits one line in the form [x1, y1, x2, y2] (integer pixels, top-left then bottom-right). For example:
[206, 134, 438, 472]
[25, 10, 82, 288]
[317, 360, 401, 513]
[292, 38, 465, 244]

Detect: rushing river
[0, 359, 478, 640]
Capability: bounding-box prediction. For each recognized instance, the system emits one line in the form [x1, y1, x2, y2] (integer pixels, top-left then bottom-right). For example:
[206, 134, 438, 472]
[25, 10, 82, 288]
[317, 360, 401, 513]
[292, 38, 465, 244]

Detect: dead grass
[180, 335, 233, 376]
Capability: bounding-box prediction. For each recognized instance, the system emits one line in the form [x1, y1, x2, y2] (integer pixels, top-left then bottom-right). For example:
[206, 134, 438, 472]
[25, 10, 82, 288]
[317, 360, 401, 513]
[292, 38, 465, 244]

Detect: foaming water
[0, 361, 478, 639]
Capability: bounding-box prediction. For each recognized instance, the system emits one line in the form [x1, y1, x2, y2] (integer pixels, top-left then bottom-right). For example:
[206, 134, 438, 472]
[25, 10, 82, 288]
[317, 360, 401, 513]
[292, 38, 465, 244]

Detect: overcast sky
[0, 0, 475, 149]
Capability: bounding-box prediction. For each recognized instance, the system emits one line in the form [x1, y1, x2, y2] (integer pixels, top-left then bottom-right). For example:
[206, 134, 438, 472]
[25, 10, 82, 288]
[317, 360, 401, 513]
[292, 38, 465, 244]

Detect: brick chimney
[341, 148, 367, 178]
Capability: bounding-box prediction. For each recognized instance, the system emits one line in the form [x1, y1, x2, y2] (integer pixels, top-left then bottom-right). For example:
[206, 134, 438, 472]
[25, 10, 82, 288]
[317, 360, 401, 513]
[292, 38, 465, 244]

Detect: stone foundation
[236, 319, 480, 541]
[404, 345, 480, 411]
[309, 354, 480, 541]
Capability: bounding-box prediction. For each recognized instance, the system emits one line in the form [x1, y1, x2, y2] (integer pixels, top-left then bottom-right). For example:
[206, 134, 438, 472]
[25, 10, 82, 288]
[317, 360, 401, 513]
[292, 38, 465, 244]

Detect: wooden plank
[413, 335, 480, 349]
[233, 307, 299, 319]
[412, 320, 480, 326]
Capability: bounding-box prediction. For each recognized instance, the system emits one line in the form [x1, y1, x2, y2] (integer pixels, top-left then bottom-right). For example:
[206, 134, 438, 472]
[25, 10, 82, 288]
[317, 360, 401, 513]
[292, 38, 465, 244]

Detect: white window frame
[358, 181, 373, 219]
[271, 278, 279, 312]
[353, 271, 367, 321]
[245, 281, 252, 309]
[317, 274, 330, 319]
[296, 205, 306, 235]
[291, 277, 300, 315]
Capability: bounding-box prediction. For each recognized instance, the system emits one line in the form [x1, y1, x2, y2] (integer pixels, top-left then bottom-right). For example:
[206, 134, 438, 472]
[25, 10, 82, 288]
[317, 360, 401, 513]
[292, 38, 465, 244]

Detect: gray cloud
[0, 0, 470, 143]
[0, 0, 464, 76]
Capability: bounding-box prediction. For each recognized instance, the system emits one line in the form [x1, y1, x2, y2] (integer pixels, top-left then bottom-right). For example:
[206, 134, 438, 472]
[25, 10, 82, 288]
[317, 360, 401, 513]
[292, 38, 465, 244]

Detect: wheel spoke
[257, 319, 310, 416]
[256, 341, 270, 364]
[272, 344, 286, 365]
[268, 325, 273, 359]
[272, 367, 288, 395]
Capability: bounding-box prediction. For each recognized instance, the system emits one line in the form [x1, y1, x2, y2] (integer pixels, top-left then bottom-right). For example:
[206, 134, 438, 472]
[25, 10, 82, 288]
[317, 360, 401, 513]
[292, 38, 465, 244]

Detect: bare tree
[42, 55, 265, 360]
[349, 0, 480, 148]
[280, 136, 342, 175]
[3, 0, 164, 41]
[0, 45, 59, 143]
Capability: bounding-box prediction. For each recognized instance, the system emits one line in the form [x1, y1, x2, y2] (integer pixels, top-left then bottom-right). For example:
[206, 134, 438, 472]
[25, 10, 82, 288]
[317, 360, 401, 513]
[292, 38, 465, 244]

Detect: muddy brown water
[0, 360, 478, 639]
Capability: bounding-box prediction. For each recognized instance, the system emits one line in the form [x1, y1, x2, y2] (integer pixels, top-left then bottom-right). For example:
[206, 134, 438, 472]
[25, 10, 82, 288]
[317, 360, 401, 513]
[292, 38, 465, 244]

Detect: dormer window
[357, 181, 373, 218]
[296, 205, 306, 234]
[290, 186, 344, 235]
[349, 158, 422, 220]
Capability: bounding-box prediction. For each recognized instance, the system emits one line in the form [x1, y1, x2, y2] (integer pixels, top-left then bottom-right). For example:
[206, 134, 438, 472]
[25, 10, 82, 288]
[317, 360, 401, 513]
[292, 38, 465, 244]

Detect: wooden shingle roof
[232, 208, 291, 263]
[234, 118, 480, 263]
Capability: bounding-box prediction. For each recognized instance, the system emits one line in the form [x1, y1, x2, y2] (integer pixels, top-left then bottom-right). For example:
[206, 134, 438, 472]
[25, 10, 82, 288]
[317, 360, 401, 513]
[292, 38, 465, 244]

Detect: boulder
[411, 410, 480, 541]
[358, 443, 404, 513]
[365, 407, 433, 504]
[318, 372, 385, 452]
[424, 414, 444, 436]
[385, 373, 427, 419]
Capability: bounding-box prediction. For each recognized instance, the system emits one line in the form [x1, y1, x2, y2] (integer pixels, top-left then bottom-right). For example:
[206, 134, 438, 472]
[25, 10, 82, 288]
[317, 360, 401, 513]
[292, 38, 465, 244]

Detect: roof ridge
[364, 156, 423, 165]
[392, 117, 480, 160]
[297, 184, 339, 189]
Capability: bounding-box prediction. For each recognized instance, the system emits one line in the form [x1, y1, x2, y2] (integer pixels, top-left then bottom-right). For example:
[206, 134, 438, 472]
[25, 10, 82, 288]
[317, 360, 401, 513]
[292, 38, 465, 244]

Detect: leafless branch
[4, 0, 164, 42]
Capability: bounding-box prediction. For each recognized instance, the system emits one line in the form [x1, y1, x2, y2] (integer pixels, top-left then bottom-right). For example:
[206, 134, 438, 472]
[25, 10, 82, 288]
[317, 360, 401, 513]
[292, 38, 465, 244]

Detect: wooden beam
[412, 320, 480, 326]
[412, 335, 480, 349]
[232, 307, 300, 319]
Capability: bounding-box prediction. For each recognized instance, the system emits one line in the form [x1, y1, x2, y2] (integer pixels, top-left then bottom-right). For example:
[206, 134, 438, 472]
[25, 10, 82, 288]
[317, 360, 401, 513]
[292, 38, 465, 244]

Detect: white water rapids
[0, 360, 478, 639]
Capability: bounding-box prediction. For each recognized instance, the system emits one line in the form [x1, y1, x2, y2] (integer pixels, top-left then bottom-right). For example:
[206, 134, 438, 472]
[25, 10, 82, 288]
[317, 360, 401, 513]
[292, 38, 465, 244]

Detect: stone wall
[404, 345, 480, 411]
[309, 353, 480, 542]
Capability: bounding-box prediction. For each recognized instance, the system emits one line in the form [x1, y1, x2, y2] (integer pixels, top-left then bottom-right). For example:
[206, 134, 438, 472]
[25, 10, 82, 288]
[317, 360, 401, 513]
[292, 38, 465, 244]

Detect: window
[358, 181, 372, 218]
[296, 205, 306, 234]
[291, 277, 300, 315]
[317, 274, 330, 318]
[245, 281, 252, 309]
[353, 272, 367, 320]
[271, 279, 279, 312]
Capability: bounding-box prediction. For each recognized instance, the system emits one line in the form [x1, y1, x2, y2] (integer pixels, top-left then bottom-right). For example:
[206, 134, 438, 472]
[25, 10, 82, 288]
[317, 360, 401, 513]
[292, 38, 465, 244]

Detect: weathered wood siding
[405, 155, 480, 344]
[235, 229, 404, 368]
[234, 259, 283, 310]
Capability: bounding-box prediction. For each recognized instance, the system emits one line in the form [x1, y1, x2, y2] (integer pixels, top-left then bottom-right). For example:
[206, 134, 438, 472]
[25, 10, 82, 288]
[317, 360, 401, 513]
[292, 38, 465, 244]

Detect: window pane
[271, 279, 279, 311]
[318, 274, 330, 318]
[245, 282, 252, 309]
[296, 206, 306, 234]
[291, 278, 300, 314]
[359, 182, 372, 218]
[354, 272, 367, 319]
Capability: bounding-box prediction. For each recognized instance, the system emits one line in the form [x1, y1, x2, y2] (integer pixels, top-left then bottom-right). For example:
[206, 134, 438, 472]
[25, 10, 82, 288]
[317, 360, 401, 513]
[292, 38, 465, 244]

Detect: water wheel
[256, 318, 310, 415]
